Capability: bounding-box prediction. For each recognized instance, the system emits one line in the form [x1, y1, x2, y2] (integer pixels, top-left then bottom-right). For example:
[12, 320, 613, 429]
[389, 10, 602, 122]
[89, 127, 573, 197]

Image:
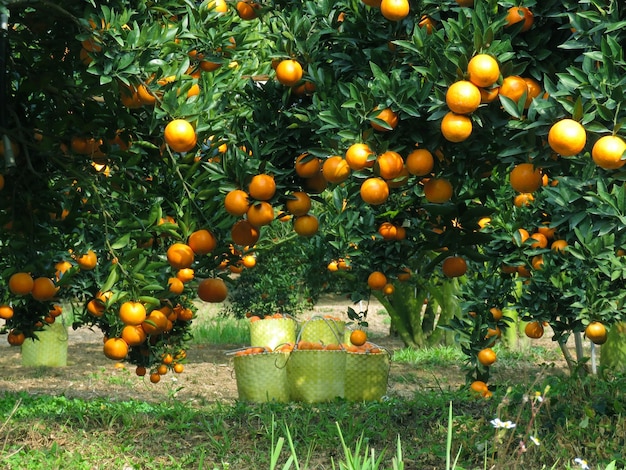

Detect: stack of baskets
[232, 315, 390, 403]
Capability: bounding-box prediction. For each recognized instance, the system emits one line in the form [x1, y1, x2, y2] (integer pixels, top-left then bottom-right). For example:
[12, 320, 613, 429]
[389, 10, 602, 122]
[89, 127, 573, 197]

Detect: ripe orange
[548, 119, 586, 157]
[164, 119, 197, 153]
[119, 301, 147, 326]
[231, 219, 260, 246]
[367, 271, 387, 290]
[591, 135, 626, 170]
[295, 153, 321, 178]
[322, 156, 351, 183]
[224, 189, 250, 216]
[551, 239, 568, 252]
[188, 229, 217, 255]
[479, 87, 499, 104]
[370, 107, 399, 131]
[509, 163, 542, 193]
[241, 254, 257, 268]
[350, 330, 367, 346]
[537, 224, 556, 240]
[529, 232, 548, 249]
[516, 227, 530, 245]
[166, 243, 195, 269]
[380, 0, 409, 21]
[440, 112, 472, 142]
[75, 249, 98, 270]
[248, 174, 276, 200]
[442, 256, 467, 278]
[470, 380, 489, 395]
[446, 80, 481, 115]
[506, 6, 534, 32]
[522, 77, 542, 108]
[285, 191, 312, 216]
[103, 338, 129, 361]
[360, 177, 389, 205]
[467, 54, 500, 88]
[198, 278, 228, 302]
[514, 192, 534, 207]
[374, 151, 403, 180]
[142, 310, 169, 335]
[208, 0, 228, 13]
[121, 325, 147, 346]
[8, 272, 34, 295]
[31, 277, 59, 301]
[293, 214, 319, 237]
[378, 221, 398, 240]
[531, 255, 544, 270]
[406, 149, 434, 176]
[246, 201, 275, 227]
[499, 75, 527, 104]
[525, 321, 544, 339]
[418, 15, 436, 34]
[382, 283, 395, 295]
[7, 330, 26, 346]
[477, 348, 497, 367]
[275, 59, 303, 86]
[173, 363, 185, 373]
[301, 170, 328, 194]
[585, 321, 607, 345]
[423, 178, 453, 203]
[0, 305, 14, 320]
[136, 366, 147, 377]
[236, 0, 259, 19]
[168, 277, 185, 294]
[345, 143, 374, 171]
[54, 260, 73, 280]
[149, 372, 161, 383]
[489, 307, 503, 321]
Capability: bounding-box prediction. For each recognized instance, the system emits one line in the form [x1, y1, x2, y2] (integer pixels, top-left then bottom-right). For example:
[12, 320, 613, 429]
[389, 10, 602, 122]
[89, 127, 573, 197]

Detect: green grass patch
[191, 315, 250, 345]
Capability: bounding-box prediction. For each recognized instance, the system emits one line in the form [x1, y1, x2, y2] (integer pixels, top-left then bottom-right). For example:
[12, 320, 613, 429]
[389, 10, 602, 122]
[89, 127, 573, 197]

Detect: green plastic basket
[233, 351, 290, 403]
[344, 349, 390, 402]
[286, 349, 346, 403]
[299, 317, 345, 346]
[249, 317, 297, 351]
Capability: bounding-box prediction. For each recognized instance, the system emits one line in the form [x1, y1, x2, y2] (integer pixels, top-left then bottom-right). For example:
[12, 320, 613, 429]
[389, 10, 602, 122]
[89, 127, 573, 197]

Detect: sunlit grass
[191, 314, 250, 345]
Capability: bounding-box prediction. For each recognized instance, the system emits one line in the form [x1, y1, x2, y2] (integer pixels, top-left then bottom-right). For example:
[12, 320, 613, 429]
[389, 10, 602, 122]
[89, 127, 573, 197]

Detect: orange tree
[2, 0, 626, 388]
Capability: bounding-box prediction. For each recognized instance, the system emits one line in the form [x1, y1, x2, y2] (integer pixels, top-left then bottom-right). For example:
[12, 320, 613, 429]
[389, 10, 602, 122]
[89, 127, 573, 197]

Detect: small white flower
[574, 458, 590, 469]
[490, 418, 516, 429]
[530, 435, 541, 446]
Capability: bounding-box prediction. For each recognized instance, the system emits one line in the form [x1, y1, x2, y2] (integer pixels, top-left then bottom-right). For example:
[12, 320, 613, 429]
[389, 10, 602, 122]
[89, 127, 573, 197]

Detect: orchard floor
[0, 295, 573, 403]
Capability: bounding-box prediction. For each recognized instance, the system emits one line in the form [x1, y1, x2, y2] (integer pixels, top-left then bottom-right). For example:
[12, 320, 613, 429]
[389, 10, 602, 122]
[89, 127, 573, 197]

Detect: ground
[0, 295, 570, 403]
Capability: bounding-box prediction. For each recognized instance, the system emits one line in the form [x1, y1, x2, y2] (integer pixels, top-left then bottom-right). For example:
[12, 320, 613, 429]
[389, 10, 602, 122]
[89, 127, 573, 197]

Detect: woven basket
[233, 351, 290, 403]
[299, 317, 345, 346]
[344, 349, 390, 402]
[287, 349, 346, 403]
[249, 317, 297, 351]
[21, 322, 68, 367]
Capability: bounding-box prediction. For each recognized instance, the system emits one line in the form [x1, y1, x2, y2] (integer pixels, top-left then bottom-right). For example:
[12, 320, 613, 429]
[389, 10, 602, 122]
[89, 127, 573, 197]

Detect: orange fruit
[514, 193, 534, 207]
[295, 153, 321, 178]
[54, 260, 73, 280]
[285, 191, 312, 216]
[378, 221, 398, 240]
[489, 307, 503, 321]
[470, 380, 489, 395]
[446, 80, 481, 115]
[0, 305, 14, 320]
[224, 189, 250, 216]
[142, 310, 169, 335]
[362, 0, 382, 6]
[360, 178, 389, 205]
[119, 301, 147, 326]
[7, 330, 25, 346]
[31, 277, 59, 301]
[246, 201, 275, 227]
[198, 278, 228, 302]
[418, 15, 436, 34]
[176, 268, 195, 283]
[423, 178, 453, 203]
[173, 363, 185, 373]
[382, 283, 395, 295]
[406, 149, 434, 176]
[548, 119, 586, 157]
[345, 143, 374, 171]
[477, 348, 497, 367]
[442, 256, 467, 278]
[367, 271, 387, 290]
[522, 77, 542, 108]
[275, 59, 303, 86]
[525, 321, 544, 339]
[164, 119, 197, 153]
[231, 219, 260, 246]
[188, 229, 217, 255]
[516, 228, 530, 245]
[248, 174, 276, 200]
[236, 0, 259, 19]
[585, 321, 607, 345]
[75, 249, 98, 270]
[350, 330, 367, 346]
[370, 107, 399, 131]
[208, 0, 228, 12]
[530, 232, 548, 249]
[293, 214, 319, 237]
[499, 75, 527, 104]
[168, 277, 185, 294]
[591, 135, 626, 170]
[8, 272, 34, 295]
[537, 224, 556, 240]
[375, 150, 404, 180]
[103, 338, 129, 361]
[135, 366, 147, 377]
[241, 254, 257, 268]
[467, 54, 500, 88]
[506, 6, 534, 32]
[380, 0, 409, 21]
[551, 239, 568, 252]
[121, 325, 147, 346]
[149, 372, 161, 383]
[322, 156, 351, 183]
[301, 170, 328, 194]
[441, 112, 472, 142]
[531, 255, 544, 270]
[510, 163, 542, 193]
[479, 87, 499, 104]
[166, 243, 195, 269]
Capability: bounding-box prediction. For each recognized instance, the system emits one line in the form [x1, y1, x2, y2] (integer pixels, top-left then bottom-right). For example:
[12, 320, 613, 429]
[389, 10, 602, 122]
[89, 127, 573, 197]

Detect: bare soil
[0, 295, 569, 403]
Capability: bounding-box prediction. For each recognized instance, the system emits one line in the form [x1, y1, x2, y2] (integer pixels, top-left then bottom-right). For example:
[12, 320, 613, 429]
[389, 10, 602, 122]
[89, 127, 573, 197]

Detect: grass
[2, 315, 625, 469]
